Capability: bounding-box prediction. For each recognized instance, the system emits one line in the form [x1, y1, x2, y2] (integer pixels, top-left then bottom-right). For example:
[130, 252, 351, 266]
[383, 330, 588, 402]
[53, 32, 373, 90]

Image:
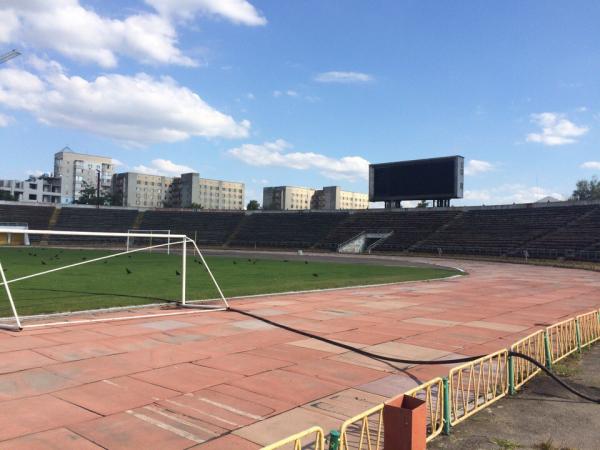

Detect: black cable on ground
[228, 307, 484, 365]
[508, 351, 600, 404]
[228, 307, 600, 403]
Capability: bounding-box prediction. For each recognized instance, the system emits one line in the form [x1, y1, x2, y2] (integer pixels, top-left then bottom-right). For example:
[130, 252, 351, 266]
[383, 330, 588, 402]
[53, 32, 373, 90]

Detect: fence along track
[547, 318, 579, 364]
[511, 330, 545, 389]
[449, 349, 508, 426]
[577, 309, 600, 348]
[404, 377, 444, 442]
[339, 403, 384, 450]
[261, 426, 325, 450]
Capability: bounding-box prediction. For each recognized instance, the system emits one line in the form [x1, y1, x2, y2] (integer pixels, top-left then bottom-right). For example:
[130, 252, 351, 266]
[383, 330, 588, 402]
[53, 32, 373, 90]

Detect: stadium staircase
[407, 210, 466, 253]
[223, 214, 250, 247]
[39, 207, 61, 246]
[130, 210, 145, 231]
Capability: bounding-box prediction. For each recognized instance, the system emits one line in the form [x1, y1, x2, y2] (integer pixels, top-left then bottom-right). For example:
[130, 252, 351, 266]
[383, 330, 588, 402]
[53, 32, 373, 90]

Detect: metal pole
[168, 230, 171, 255]
[0, 262, 22, 330]
[182, 238, 187, 305]
[328, 430, 340, 450]
[508, 355, 515, 395]
[443, 377, 451, 435]
[543, 331, 552, 369]
[96, 170, 101, 209]
[575, 318, 582, 353]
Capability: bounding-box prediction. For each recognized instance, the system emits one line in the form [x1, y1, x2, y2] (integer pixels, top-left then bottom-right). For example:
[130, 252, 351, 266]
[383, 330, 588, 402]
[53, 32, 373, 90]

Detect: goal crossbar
[0, 229, 229, 331]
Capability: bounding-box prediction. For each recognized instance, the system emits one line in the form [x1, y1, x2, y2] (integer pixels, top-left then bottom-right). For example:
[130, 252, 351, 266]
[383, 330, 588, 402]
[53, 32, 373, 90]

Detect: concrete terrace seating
[415, 205, 595, 256]
[519, 206, 600, 259]
[317, 210, 461, 251]
[0, 204, 54, 243]
[140, 210, 245, 246]
[231, 212, 347, 248]
[48, 207, 139, 246]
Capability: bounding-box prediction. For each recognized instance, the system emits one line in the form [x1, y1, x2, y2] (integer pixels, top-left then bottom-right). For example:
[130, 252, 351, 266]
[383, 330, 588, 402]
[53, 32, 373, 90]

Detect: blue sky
[0, 0, 598, 206]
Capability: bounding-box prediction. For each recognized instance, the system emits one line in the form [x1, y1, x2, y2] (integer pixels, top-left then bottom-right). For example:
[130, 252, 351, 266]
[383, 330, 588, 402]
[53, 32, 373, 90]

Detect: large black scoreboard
[369, 156, 464, 203]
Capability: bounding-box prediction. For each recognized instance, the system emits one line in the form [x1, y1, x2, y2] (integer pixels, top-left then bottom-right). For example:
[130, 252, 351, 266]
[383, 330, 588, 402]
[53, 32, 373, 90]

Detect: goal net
[0, 223, 30, 246]
[0, 228, 228, 331]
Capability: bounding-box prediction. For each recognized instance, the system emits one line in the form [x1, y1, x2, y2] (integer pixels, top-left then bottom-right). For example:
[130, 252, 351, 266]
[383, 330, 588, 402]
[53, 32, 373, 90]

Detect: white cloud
[526, 112, 589, 146]
[0, 112, 12, 127]
[0, 0, 265, 68]
[286, 90, 298, 97]
[0, 62, 250, 146]
[581, 161, 600, 170]
[111, 159, 124, 167]
[464, 159, 494, 176]
[314, 71, 374, 84]
[133, 159, 196, 176]
[464, 184, 565, 205]
[145, 0, 267, 26]
[0, 0, 195, 68]
[229, 139, 370, 181]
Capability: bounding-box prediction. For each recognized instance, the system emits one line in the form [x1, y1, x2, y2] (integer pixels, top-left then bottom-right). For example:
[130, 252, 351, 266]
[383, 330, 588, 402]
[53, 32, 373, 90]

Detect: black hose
[228, 307, 600, 403]
[228, 307, 484, 365]
[508, 351, 600, 404]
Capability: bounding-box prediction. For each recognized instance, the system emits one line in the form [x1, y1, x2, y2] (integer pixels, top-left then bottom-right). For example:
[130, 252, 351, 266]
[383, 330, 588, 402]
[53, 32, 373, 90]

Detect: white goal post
[0, 228, 228, 331]
[126, 229, 172, 254]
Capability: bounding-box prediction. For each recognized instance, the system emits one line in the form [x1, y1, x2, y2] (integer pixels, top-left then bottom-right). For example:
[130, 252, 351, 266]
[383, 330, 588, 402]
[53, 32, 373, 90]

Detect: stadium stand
[231, 211, 347, 248]
[317, 209, 462, 251]
[2, 200, 600, 260]
[0, 203, 53, 243]
[140, 210, 245, 246]
[412, 205, 598, 256]
[48, 207, 138, 245]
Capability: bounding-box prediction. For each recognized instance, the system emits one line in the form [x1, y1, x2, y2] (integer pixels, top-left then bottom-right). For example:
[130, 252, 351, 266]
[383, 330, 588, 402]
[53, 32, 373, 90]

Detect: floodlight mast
[0, 49, 21, 65]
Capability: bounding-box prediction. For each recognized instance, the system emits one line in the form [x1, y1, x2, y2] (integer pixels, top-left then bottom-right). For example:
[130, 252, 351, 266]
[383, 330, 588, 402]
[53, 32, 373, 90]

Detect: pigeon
[41, 260, 46, 265]
[175, 270, 181, 276]
[283, 259, 289, 263]
[304, 261, 308, 264]
[233, 261, 237, 265]
[248, 259, 252, 262]
[126, 268, 132, 274]
[312, 273, 319, 277]
[81, 257, 87, 261]
[103, 261, 108, 264]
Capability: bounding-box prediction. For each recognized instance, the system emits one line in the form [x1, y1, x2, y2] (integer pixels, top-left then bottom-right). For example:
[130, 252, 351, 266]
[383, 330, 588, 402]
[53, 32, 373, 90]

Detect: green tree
[246, 200, 260, 210]
[74, 181, 113, 206]
[416, 200, 429, 208]
[188, 202, 204, 210]
[571, 176, 600, 201]
[0, 191, 17, 201]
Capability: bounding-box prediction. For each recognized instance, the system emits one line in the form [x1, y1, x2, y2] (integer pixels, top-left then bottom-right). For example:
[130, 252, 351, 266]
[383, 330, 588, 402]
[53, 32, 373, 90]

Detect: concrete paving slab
[132, 363, 242, 393]
[54, 376, 180, 415]
[194, 353, 293, 376]
[0, 427, 102, 450]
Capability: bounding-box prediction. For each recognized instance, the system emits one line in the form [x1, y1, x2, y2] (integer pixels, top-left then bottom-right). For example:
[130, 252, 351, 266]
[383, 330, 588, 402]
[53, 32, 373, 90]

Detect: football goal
[0, 228, 228, 331]
[0, 223, 30, 246]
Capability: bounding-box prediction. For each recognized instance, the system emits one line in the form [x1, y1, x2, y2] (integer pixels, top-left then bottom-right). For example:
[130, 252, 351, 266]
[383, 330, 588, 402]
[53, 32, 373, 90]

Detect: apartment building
[112, 172, 173, 208]
[54, 147, 114, 204]
[0, 175, 62, 204]
[113, 172, 244, 210]
[262, 185, 368, 210]
[174, 173, 245, 210]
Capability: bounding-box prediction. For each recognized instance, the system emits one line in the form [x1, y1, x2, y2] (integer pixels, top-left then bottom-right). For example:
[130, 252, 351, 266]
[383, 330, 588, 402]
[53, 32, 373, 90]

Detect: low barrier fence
[262, 308, 600, 450]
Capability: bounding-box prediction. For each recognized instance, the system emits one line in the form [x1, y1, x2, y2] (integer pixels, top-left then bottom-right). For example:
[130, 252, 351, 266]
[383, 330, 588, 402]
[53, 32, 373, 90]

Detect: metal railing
[339, 403, 384, 450]
[261, 426, 326, 450]
[510, 330, 546, 389]
[448, 349, 508, 426]
[404, 377, 444, 442]
[576, 310, 600, 348]
[546, 318, 579, 364]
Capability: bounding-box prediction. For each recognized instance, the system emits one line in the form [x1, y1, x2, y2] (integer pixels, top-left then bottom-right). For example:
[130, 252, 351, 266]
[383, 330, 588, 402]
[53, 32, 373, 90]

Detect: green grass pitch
[0, 247, 460, 317]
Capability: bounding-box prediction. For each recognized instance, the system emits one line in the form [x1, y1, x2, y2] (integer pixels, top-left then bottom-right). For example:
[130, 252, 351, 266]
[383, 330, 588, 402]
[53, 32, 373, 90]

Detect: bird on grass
[304, 261, 308, 264]
[103, 261, 108, 264]
[125, 268, 132, 275]
[81, 257, 87, 261]
[41, 260, 46, 265]
[312, 273, 319, 277]
[175, 270, 181, 276]
[233, 261, 237, 265]
[283, 259, 289, 263]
